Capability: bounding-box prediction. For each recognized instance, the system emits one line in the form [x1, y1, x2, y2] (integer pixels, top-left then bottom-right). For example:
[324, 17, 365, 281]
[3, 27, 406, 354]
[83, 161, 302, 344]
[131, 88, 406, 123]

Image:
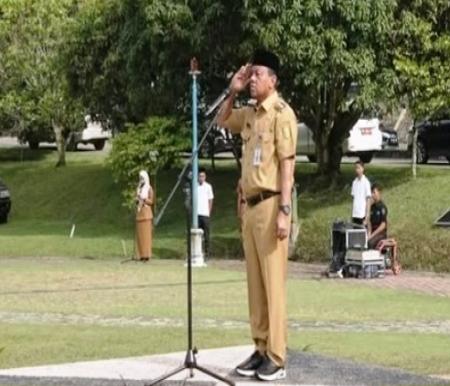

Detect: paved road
[214, 260, 450, 297]
[0, 346, 448, 386]
[0, 136, 20, 148]
[0, 136, 110, 152]
[212, 151, 449, 167]
[1, 136, 448, 166]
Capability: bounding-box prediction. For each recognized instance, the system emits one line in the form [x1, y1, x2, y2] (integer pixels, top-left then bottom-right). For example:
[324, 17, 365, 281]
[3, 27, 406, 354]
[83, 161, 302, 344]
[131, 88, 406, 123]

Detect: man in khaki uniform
[217, 49, 297, 381]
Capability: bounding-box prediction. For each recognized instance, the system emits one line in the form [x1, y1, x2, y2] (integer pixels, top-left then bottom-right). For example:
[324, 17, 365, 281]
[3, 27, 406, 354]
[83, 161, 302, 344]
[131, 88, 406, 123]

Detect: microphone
[205, 87, 232, 117]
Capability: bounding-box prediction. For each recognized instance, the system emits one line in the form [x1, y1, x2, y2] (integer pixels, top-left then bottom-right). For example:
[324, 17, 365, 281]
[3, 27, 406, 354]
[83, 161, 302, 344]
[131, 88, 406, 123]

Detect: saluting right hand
[229, 64, 251, 94]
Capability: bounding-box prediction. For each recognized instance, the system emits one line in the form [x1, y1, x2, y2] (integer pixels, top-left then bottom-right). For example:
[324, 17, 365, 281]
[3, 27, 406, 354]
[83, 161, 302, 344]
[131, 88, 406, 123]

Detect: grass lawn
[0, 147, 449, 271]
[0, 147, 449, 376]
[296, 163, 450, 272]
[0, 257, 449, 375]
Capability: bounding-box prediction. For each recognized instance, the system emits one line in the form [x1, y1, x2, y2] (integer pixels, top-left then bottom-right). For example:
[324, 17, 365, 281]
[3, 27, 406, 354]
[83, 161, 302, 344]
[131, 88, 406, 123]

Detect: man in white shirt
[351, 160, 371, 225]
[197, 168, 214, 256]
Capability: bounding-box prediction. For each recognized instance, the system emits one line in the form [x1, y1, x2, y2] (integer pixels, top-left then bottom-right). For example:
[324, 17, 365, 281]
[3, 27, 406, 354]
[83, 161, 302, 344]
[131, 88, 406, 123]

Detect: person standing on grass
[197, 167, 214, 257]
[217, 49, 297, 381]
[135, 170, 153, 261]
[351, 160, 371, 225]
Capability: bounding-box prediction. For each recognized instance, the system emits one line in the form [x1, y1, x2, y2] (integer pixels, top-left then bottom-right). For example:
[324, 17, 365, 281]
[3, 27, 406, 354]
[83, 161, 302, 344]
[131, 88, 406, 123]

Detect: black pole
[145, 98, 235, 386]
[186, 182, 193, 360]
[145, 179, 234, 386]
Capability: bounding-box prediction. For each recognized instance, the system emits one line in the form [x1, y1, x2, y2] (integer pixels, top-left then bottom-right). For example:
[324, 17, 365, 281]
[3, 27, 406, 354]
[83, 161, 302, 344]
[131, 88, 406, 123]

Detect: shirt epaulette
[274, 99, 287, 112]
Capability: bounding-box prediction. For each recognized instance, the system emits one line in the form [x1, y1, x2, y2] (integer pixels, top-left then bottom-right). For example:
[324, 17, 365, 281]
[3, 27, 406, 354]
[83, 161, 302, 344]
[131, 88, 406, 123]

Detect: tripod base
[120, 257, 136, 264]
[120, 258, 150, 264]
[145, 349, 235, 386]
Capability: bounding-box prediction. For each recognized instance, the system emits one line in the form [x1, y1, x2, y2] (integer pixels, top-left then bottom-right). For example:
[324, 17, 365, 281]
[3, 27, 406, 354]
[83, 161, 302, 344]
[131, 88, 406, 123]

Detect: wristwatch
[279, 205, 291, 215]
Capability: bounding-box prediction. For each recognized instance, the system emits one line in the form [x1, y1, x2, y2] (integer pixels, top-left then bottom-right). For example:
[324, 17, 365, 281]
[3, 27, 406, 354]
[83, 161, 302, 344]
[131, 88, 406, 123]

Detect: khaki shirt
[223, 91, 297, 197]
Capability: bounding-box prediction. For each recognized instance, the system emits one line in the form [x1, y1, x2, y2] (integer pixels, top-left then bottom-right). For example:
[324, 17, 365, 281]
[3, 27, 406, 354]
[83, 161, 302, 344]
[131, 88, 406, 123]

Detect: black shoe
[235, 351, 264, 377]
[256, 355, 286, 381]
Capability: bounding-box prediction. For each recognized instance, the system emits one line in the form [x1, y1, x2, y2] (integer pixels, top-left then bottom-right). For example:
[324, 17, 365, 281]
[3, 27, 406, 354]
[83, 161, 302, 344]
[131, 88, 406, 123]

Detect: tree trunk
[412, 126, 418, 179]
[210, 136, 216, 172]
[305, 82, 359, 184]
[325, 139, 343, 180]
[53, 121, 66, 167]
[315, 129, 342, 183]
[315, 129, 328, 174]
[315, 113, 359, 183]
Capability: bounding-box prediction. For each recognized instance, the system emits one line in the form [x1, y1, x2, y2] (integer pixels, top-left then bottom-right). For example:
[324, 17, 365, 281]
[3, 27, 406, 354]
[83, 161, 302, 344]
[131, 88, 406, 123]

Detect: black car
[199, 127, 242, 158]
[413, 112, 450, 164]
[380, 127, 399, 149]
[0, 178, 11, 223]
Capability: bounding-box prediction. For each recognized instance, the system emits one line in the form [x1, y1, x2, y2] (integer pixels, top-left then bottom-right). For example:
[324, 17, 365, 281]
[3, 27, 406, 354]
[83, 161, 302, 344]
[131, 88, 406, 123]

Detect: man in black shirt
[368, 183, 388, 249]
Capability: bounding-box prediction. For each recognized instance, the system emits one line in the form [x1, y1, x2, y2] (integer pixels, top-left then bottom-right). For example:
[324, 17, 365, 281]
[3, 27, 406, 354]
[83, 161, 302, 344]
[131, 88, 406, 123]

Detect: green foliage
[65, 0, 194, 130]
[394, 0, 450, 118]
[233, 0, 400, 176]
[107, 116, 189, 206]
[0, 0, 80, 126]
[2, 0, 449, 174]
[63, 0, 449, 177]
[0, 0, 83, 164]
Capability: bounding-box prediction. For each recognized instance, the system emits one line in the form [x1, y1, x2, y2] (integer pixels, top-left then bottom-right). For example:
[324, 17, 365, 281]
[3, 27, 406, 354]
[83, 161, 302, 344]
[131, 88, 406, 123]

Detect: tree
[65, 0, 194, 132]
[107, 116, 189, 206]
[0, 0, 83, 166]
[229, 1, 398, 179]
[64, 0, 450, 180]
[189, 0, 449, 180]
[392, 0, 450, 177]
[159, 0, 399, 179]
[394, 0, 450, 118]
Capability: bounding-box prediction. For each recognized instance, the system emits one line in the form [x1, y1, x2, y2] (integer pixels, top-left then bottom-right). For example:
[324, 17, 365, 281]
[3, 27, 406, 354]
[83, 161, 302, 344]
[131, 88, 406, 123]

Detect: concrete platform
[0, 345, 448, 385]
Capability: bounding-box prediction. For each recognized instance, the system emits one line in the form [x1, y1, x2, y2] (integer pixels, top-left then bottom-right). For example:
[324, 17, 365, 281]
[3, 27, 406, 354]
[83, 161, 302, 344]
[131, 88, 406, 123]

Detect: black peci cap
[252, 49, 280, 74]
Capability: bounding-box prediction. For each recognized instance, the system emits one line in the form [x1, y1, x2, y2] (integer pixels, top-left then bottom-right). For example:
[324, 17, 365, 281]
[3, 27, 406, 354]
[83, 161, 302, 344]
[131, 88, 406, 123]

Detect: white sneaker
[256, 356, 287, 381]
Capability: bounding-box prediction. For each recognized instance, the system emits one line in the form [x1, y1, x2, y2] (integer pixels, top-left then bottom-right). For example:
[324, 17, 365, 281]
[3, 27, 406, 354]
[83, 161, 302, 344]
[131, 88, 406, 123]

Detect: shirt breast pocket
[241, 127, 251, 143]
[241, 128, 251, 155]
[260, 130, 275, 159]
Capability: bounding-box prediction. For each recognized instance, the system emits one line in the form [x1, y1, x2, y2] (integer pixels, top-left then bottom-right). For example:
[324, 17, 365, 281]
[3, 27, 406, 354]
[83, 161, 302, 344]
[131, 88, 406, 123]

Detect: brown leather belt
[246, 191, 280, 207]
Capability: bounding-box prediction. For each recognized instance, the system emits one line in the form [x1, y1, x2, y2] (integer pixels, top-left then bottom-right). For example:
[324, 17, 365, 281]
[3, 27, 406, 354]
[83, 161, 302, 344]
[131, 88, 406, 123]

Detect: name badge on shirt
[253, 144, 262, 166]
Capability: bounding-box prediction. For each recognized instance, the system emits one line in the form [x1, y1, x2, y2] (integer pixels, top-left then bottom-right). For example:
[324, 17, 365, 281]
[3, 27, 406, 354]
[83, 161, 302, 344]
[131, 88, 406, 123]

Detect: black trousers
[352, 217, 364, 225]
[368, 232, 387, 249]
[198, 215, 210, 255]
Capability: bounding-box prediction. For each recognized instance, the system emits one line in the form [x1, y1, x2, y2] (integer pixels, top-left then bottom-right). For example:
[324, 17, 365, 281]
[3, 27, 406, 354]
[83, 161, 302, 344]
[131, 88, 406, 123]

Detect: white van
[67, 115, 112, 151]
[297, 118, 383, 163]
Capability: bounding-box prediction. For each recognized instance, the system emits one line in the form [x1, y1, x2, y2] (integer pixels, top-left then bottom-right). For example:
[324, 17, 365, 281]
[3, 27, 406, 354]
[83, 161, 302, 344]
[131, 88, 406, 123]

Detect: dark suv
[199, 127, 242, 158]
[0, 178, 11, 223]
[413, 112, 450, 164]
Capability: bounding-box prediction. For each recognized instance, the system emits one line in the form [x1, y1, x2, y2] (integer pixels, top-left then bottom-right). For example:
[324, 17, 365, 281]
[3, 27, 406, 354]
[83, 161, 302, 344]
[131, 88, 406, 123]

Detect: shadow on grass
[0, 147, 53, 162]
[212, 235, 243, 259]
[0, 278, 246, 296]
[153, 246, 186, 260]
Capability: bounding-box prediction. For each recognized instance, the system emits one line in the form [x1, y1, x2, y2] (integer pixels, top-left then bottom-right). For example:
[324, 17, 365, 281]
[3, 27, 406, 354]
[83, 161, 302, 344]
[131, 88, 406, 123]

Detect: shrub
[108, 116, 189, 206]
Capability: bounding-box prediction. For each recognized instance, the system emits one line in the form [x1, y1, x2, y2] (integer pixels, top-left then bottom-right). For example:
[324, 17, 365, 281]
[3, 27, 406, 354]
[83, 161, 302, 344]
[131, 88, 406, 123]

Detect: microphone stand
[153, 86, 232, 226]
[205, 88, 230, 117]
[146, 60, 235, 386]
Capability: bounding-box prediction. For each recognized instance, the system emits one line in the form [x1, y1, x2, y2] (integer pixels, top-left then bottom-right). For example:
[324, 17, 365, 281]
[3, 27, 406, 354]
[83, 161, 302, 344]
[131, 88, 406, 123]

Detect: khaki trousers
[242, 195, 289, 367]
